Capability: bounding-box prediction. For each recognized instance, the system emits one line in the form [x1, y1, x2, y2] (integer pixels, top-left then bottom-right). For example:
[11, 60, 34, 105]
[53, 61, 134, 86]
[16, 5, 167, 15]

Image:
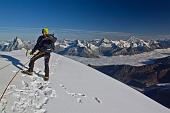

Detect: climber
[22, 28, 57, 81]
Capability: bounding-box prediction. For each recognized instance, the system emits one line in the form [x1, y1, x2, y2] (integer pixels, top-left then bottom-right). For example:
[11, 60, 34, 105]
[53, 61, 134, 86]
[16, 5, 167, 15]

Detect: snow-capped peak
[113, 40, 130, 48]
[86, 42, 98, 50]
[127, 35, 138, 43]
[14, 37, 24, 46]
[96, 38, 112, 48]
[75, 40, 85, 47]
[127, 36, 150, 48]
[101, 38, 111, 44]
[97, 38, 111, 45]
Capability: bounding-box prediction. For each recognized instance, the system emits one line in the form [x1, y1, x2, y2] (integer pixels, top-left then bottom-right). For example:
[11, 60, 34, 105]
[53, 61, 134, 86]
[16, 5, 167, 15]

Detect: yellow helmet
[42, 28, 49, 34]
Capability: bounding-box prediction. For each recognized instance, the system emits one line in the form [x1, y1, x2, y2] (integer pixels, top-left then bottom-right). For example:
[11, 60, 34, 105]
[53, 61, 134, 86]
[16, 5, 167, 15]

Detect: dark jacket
[32, 34, 57, 53]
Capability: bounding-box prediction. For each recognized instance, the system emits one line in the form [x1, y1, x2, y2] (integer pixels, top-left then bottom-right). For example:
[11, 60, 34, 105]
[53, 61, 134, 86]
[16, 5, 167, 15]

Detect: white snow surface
[0, 50, 169, 113]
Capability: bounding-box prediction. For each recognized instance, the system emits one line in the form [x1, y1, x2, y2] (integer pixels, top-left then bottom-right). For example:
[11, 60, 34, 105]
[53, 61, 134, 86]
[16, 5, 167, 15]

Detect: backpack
[39, 34, 57, 53]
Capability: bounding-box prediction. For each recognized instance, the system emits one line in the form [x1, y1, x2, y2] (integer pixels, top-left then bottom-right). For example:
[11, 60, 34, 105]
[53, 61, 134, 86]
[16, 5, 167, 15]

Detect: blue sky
[0, 0, 170, 40]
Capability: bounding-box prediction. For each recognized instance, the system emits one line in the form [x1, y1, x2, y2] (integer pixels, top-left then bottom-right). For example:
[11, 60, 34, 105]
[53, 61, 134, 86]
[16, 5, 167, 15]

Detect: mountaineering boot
[21, 70, 33, 75]
[44, 76, 49, 81]
[44, 74, 49, 81]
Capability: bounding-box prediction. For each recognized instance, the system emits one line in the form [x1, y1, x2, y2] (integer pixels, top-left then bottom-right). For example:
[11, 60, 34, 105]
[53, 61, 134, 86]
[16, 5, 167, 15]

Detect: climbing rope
[0, 63, 11, 71]
[0, 61, 29, 102]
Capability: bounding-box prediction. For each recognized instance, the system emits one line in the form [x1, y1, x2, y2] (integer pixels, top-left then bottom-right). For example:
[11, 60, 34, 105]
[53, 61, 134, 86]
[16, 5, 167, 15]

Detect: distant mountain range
[1, 36, 170, 57]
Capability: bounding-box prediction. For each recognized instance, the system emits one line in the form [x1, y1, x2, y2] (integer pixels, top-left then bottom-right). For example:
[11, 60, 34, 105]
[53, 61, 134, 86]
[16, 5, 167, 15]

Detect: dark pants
[28, 52, 50, 77]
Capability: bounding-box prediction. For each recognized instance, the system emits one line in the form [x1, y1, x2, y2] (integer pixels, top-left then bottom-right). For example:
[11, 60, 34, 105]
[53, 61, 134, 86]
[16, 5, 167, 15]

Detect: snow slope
[0, 50, 169, 113]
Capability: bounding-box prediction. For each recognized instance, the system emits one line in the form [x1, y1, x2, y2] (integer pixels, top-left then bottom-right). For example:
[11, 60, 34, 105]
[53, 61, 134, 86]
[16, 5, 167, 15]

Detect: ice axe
[25, 49, 44, 59]
[25, 49, 33, 59]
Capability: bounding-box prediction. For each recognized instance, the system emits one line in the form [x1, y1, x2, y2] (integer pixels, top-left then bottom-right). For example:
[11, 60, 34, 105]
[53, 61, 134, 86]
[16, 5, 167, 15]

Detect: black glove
[29, 51, 34, 55]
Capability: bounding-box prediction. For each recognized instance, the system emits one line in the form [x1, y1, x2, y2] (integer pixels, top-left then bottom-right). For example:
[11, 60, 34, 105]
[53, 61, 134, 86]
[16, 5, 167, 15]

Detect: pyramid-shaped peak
[100, 37, 111, 43]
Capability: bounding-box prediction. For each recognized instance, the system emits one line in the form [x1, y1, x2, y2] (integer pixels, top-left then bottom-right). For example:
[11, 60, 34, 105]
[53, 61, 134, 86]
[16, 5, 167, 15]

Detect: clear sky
[0, 0, 170, 40]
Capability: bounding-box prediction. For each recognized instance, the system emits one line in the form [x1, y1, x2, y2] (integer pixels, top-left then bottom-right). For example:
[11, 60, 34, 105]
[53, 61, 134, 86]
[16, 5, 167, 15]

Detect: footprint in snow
[77, 98, 82, 104]
[94, 97, 102, 104]
[59, 84, 64, 88]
